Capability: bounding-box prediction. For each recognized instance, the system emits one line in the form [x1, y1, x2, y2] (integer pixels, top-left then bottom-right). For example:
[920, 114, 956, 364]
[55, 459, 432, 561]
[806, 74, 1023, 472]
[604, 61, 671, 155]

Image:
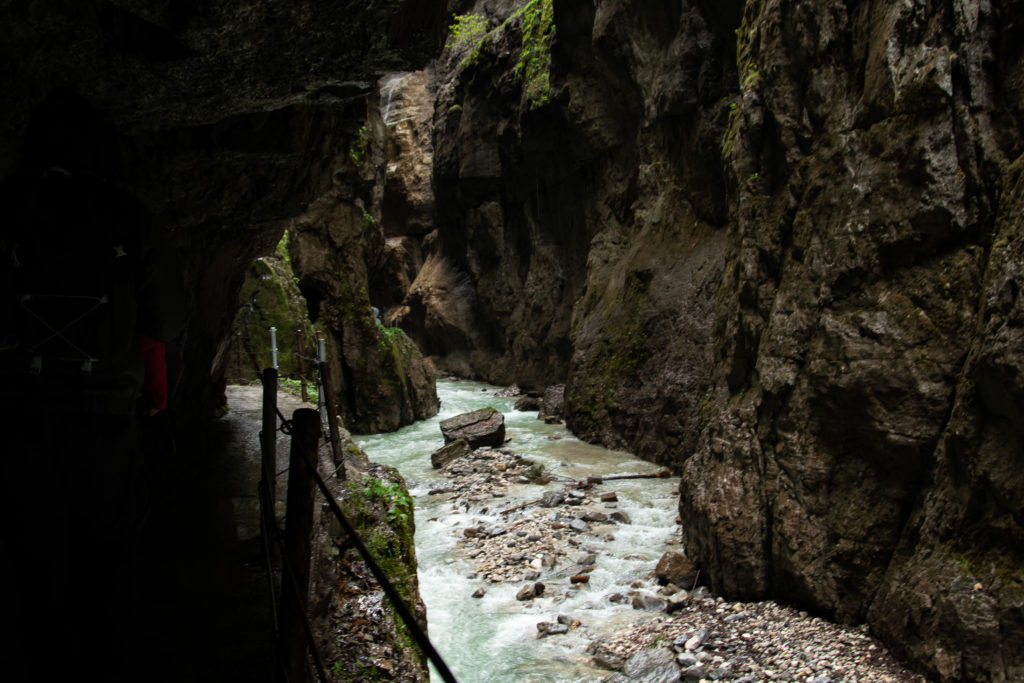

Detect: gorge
[2, 0, 1022, 681]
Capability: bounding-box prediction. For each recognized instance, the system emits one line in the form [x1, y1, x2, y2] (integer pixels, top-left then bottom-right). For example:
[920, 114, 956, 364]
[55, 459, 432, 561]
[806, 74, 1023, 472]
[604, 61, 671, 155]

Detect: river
[356, 379, 681, 683]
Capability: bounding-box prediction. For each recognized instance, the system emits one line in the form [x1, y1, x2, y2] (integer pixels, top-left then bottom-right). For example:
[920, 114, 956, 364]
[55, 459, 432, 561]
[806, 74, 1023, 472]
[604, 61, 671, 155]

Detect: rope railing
[258, 348, 457, 683]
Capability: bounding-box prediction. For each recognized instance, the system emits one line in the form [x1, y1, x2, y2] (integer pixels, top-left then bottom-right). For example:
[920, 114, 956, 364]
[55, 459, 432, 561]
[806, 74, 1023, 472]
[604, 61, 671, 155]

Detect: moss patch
[515, 0, 555, 110]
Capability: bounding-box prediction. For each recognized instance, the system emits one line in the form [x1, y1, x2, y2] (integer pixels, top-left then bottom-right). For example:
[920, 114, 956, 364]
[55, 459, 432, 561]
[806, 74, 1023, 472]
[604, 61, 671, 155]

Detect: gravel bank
[429, 445, 928, 682]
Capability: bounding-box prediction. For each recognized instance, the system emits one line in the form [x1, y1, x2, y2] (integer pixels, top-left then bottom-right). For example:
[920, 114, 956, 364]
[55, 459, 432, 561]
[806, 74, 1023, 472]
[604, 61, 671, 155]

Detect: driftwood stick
[500, 499, 541, 515]
[584, 467, 672, 484]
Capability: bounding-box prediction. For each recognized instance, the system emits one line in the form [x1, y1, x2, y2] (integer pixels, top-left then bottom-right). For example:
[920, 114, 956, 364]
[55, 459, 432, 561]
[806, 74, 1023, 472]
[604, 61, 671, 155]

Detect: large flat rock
[439, 407, 505, 449]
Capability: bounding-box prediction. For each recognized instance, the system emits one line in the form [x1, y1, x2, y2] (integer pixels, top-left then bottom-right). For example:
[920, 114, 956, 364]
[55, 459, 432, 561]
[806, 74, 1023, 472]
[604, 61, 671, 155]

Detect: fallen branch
[584, 467, 671, 485]
[499, 499, 541, 515]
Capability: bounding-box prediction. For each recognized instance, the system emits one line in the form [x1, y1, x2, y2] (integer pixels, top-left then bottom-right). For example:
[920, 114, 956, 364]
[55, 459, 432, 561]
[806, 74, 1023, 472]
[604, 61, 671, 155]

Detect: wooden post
[236, 332, 243, 382]
[279, 408, 320, 683]
[296, 328, 308, 403]
[260, 367, 278, 555]
[316, 335, 345, 475]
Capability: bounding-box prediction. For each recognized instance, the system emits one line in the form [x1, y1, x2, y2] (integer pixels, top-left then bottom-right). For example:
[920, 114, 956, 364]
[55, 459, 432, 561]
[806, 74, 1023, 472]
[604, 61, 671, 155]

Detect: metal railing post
[279, 408, 321, 683]
[260, 367, 278, 551]
[316, 335, 344, 474]
[296, 328, 308, 403]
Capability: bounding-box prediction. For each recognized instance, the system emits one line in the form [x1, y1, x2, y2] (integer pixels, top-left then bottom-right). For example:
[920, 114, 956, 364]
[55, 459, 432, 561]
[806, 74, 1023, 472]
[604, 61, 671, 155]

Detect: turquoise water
[356, 379, 680, 683]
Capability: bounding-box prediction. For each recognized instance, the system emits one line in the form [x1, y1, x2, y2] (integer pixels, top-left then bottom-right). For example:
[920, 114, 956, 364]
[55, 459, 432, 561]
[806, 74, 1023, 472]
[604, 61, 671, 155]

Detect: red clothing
[139, 335, 167, 411]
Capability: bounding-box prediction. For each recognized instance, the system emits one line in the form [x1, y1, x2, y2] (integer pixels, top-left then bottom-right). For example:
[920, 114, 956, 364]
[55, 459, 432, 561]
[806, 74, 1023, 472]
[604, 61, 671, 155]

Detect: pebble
[430, 444, 926, 683]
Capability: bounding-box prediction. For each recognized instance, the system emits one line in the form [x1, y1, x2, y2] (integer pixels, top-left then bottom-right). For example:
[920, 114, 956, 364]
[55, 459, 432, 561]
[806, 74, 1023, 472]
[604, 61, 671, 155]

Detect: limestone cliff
[232, 232, 317, 383]
[285, 98, 438, 433]
[390, 0, 1023, 679]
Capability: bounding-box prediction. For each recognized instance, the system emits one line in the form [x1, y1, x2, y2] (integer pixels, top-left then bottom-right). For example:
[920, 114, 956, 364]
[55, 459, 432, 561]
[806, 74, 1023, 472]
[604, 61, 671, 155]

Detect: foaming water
[356, 379, 680, 682]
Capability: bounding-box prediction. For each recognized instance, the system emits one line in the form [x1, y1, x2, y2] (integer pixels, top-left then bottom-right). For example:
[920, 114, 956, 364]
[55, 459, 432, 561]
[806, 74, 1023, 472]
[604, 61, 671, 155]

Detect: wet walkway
[127, 385, 308, 682]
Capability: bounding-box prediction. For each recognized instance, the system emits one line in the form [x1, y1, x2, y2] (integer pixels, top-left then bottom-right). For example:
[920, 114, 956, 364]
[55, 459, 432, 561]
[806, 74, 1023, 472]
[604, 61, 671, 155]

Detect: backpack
[0, 169, 143, 380]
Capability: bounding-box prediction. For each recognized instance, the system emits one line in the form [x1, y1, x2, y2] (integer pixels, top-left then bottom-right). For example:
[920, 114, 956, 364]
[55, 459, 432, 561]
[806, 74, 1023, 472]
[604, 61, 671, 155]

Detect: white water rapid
[356, 379, 681, 683]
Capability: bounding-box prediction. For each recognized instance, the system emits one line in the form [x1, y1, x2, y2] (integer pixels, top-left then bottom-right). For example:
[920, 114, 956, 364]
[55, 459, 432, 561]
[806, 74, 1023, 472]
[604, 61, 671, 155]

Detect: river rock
[684, 628, 708, 651]
[654, 551, 698, 588]
[514, 394, 542, 411]
[440, 407, 506, 448]
[680, 664, 707, 682]
[593, 652, 625, 671]
[516, 582, 545, 601]
[537, 622, 569, 637]
[632, 593, 668, 612]
[610, 511, 632, 524]
[537, 384, 565, 422]
[620, 647, 680, 683]
[430, 438, 472, 469]
[540, 491, 565, 507]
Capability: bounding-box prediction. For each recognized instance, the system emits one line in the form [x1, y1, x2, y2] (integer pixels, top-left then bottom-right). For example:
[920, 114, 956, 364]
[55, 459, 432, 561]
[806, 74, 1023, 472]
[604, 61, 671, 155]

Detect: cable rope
[306, 454, 459, 683]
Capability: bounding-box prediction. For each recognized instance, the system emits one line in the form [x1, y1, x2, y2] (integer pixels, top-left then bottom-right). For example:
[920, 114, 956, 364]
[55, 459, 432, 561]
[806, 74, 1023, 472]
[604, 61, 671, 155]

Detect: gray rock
[680, 664, 706, 682]
[631, 592, 668, 612]
[571, 551, 597, 565]
[610, 511, 632, 524]
[684, 628, 708, 651]
[621, 648, 680, 682]
[675, 653, 698, 667]
[537, 622, 569, 637]
[666, 591, 690, 614]
[569, 519, 589, 532]
[537, 384, 565, 422]
[516, 582, 545, 601]
[540, 491, 566, 507]
[654, 551, 698, 588]
[430, 438, 472, 469]
[514, 394, 541, 411]
[593, 653, 625, 671]
[439, 407, 506, 448]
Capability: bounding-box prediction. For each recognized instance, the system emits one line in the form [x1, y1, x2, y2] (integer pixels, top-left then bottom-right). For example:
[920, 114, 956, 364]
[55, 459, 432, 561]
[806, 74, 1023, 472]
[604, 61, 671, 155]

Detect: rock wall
[0, 0, 448, 423]
[680, 1, 1024, 680]
[0, 0, 449, 673]
[231, 232, 317, 383]
[286, 97, 439, 433]
[395, 0, 1024, 679]
[395, 0, 593, 385]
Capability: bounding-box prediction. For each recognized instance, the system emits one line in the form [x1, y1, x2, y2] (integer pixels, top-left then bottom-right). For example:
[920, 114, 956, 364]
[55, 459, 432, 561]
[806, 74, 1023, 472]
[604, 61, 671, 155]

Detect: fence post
[236, 332, 243, 382]
[260, 367, 278, 554]
[270, 326, 279, 370]
[316, 335, 345, 475]
[296, 328, 308, 403]
[279, 408, 321, 683]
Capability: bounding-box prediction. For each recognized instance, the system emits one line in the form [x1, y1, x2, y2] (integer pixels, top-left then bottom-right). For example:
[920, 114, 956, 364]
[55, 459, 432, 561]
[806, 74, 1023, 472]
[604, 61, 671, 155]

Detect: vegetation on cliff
[232, 230, 317, 384]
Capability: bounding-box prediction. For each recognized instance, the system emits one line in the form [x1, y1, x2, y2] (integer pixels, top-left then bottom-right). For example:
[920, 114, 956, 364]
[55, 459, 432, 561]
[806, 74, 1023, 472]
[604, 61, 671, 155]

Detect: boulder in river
[430, 438, 472, 469]
[440, 407, 506, 448]
[654, 551, 698, 588]
[516, 582, 545, 601]
[514, 393, 542, 411]
[537, 384, 565, 422]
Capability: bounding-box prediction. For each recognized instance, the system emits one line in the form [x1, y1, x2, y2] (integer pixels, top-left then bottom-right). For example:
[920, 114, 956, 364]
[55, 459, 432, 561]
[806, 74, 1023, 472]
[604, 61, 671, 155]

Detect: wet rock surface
[427, 441, 925, 682]
[440, 406, 506, 449]
[383, 2, 1024, 677]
